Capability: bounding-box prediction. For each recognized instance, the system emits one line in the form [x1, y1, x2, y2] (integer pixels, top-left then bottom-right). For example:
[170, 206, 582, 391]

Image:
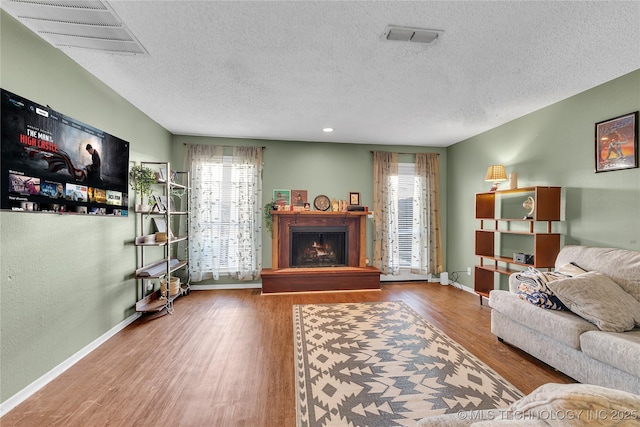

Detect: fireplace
[290, 226, 348, 267]
[261, 211, 381, 293]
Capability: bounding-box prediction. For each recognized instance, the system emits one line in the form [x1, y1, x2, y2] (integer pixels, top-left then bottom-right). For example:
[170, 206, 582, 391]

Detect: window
[197, 156, 232, 274]
[187, 145, 262, 281]
[380, 162, 430, 280]
[373, 152, 442, 279]
[397, 162, 417, 270]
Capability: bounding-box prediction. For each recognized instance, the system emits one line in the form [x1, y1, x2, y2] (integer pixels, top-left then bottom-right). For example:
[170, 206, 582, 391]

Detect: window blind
[199, 155, 233, 274]
[397, 162, 415, 269]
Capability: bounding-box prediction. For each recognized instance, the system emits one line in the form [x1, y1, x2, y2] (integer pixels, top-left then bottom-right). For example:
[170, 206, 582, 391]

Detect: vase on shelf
[136, 194, 151, 212]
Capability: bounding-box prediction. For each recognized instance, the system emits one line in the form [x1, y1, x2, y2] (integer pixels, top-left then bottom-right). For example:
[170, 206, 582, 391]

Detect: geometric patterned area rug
[294, 301, 523, 427]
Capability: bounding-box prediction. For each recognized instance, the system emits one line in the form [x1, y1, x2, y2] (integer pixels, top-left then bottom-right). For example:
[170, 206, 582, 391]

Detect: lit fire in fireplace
[306, 241, 334, 260]
[290, 227, 347, 267]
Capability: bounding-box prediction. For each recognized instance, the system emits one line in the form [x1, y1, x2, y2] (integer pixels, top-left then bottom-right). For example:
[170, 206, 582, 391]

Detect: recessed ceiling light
[323, 127, 334, 133]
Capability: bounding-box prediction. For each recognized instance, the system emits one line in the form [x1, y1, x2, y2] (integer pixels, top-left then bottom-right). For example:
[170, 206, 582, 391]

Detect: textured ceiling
[4, 1, 640, 147]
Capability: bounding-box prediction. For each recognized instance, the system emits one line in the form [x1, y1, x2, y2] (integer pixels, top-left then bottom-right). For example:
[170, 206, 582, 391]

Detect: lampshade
[484, 165, 507, 182]
[485, 164, 507, 192]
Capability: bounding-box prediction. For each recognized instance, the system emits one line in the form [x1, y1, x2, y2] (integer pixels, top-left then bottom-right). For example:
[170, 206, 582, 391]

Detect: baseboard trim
[0, 312, 141, 418]
[458, 283, 475, 294]
[190, 283, 262, 291]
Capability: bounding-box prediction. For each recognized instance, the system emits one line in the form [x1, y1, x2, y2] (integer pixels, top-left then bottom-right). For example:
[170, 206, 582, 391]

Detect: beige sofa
[489, 245, 640, 395]
[418, 246, 640, 426]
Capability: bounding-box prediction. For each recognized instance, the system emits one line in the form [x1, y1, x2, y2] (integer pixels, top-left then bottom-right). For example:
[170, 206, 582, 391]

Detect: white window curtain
[413, 153, 443, 275]
[373, 151, 400, 275]
[373, 152, 443, 276]
[185, 144, 263, 281]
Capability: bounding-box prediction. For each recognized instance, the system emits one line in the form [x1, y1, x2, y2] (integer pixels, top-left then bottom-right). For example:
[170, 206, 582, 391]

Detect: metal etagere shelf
[133, 161, 190, 314]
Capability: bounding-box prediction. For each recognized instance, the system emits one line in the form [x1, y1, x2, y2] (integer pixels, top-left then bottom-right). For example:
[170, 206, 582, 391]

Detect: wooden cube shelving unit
[474, 186, 561, 304]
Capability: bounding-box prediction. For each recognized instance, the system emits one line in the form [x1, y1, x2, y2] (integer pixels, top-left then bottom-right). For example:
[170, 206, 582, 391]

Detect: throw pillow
[514, 267, 569, 310]
[547, 271, 640, 332]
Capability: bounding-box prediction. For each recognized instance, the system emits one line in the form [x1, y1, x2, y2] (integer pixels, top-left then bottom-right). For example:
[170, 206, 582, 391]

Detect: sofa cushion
[580, 330, 640, 378]
[512, 267, 569, 310]
[555, 245, 640, 303]
[547, 271, 640, 332]
[489, 290, 597, 349]
[510, 382, 640, 427]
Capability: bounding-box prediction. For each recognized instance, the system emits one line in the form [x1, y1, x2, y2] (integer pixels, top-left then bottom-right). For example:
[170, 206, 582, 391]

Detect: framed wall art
[291, 190, 307, 207]
[595, 111, 638, 173]
[349, 191, 360, 205]
[273, 189, 290, 207]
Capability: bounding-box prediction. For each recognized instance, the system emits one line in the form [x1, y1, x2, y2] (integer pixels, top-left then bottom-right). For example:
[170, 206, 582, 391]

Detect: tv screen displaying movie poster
[1, 88, 129, 216]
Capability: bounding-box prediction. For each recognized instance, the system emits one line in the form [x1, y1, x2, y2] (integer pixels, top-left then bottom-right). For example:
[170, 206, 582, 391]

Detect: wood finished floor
[3, 283, 574, 426]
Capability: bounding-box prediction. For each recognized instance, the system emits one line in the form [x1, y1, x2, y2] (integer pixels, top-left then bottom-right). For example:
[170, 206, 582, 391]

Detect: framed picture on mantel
[349, 192, 360, 205]
[273, 189, 290, 208]
[291, 190, 307, 207]
[595, 111, 638, 173]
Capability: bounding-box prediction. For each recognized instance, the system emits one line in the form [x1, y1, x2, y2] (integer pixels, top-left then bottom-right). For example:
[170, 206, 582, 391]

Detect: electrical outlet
[467, 267, 472, 276]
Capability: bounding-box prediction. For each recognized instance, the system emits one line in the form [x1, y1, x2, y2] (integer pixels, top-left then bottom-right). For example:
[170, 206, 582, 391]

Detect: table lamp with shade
[485, 164, 507, 192]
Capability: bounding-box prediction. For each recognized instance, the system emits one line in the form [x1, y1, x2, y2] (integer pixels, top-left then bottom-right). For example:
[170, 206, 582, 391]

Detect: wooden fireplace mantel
[261, 210, 380, 293]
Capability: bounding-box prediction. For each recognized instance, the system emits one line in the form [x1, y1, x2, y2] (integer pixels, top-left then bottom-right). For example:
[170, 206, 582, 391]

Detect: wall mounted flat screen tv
[1, 88, 130, 216]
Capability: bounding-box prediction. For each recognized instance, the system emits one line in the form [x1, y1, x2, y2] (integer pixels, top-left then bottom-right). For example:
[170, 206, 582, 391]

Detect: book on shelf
[153, 195, 166, 212]
[158, 166, 176, 183]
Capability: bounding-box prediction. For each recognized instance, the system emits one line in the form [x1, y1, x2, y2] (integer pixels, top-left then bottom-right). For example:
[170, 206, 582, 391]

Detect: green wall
[0, 12, 172, 403]
[172, 135, 447, 285]
[446, 70, 640, 291]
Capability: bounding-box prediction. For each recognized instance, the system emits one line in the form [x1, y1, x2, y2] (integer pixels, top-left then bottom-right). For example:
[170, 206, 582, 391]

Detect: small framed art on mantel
[595, 111, 638, 173]
[349, 192, 360, 205]
[273, 189, 290, 208]
[291, 190, 307, 207]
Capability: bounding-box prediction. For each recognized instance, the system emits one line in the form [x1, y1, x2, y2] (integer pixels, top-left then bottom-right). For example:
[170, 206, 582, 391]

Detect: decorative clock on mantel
[313, 195, 331, 211]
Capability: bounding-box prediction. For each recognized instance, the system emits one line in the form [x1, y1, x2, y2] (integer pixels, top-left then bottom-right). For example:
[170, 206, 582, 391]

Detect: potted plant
[129, 164, 157, 212]
[263, 200, 277, 236]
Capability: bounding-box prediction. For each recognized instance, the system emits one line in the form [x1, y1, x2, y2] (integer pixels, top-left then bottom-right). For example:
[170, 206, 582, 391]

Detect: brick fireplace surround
[260, 211, 381, 293]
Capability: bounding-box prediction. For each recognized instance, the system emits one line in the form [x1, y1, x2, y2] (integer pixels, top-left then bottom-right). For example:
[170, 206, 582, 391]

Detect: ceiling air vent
[1, 0, 148, 55]
[380, 25, 443, 45]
